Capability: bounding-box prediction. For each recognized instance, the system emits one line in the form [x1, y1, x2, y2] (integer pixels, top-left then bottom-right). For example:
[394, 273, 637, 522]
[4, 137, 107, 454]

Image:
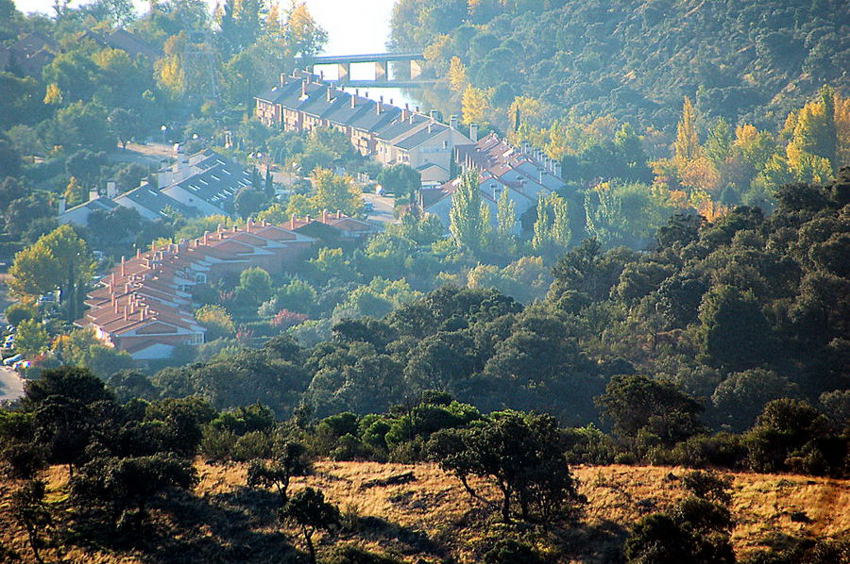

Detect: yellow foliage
[423, 34, 451, 62]
[43, 82, 62, 105]
[461, 85, 490, 126]
[680, 156, 722, 194]
[155, 54, 186, 98]
[447, 56, 468, 93]
[674, 96, 702, 168]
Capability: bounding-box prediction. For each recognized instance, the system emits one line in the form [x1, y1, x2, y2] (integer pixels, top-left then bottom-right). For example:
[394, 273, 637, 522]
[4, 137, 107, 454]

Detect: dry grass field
[1, 461, 848, 563]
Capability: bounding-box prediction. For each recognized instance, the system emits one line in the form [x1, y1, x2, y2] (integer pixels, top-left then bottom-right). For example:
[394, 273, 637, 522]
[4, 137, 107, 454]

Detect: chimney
[336, 209, 342, 218]
[429, 109, 439, 121]
[402, 103, 410, 121]
[470, 123, 479, 142]
[203, 230, 210, 245]
[301, 78, 308, 99]
[554, 161, 562, 178]
[376, 97, 383, 115]
[305, 215, 311, 223]
[279, 72, 287, 87]
[290, 214, 297, 230]
[58, 196, 66, 215]
[389, 98, 394, 105]
[89, 188, 99, 201]
[351, 92, 357, 108]
[326, 85, 333, 102]
[322, 209, 328, 223]
[415, 106, 420, 113]
[121, 256, 126, 276]
[106, 181, 117, 198]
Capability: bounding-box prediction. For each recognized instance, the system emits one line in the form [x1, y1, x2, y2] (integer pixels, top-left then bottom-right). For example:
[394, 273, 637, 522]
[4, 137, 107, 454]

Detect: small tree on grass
[247, 440, 311, 504]
[427, 410, 581, 523]
[282, 487, 340, 564]
[10, 479, 52, 564]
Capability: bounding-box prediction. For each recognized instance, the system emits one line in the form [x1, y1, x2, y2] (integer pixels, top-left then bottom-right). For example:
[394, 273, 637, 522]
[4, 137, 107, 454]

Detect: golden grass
[1, 461, 848, 563]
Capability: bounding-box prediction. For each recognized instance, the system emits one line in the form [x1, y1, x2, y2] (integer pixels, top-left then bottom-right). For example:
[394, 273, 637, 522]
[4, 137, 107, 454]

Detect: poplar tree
[496, 188, 516, 238]
[674, 97, 701, 167]
[449, 169, 486, 253]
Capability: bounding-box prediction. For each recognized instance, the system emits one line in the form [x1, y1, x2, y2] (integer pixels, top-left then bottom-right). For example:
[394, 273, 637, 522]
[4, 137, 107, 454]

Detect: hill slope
[394, 0, 850, 130]
[2, 462, 848, 563]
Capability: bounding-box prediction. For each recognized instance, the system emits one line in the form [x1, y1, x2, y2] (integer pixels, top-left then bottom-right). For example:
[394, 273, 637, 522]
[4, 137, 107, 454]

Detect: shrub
[232, 431, 273, 461]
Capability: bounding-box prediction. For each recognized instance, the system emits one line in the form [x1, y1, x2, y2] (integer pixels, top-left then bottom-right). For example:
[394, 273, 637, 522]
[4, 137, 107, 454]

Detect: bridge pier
[410, 59, 423, 80]
[375, 61, 387, 82]
[337, 62, 350, 83]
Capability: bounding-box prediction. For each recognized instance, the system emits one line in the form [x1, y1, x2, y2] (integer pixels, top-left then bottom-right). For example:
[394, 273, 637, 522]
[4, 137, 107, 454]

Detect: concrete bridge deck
[299, 52, 424, 65]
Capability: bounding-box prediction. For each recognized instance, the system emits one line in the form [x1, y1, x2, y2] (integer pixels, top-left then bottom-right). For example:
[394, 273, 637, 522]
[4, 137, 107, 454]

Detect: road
[0, 366, 24, 403]
[362, 192, 396, 225]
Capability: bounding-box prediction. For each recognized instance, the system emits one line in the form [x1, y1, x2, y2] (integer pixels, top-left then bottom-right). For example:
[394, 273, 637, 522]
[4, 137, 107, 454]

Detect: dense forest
[393, 0, 850, 131]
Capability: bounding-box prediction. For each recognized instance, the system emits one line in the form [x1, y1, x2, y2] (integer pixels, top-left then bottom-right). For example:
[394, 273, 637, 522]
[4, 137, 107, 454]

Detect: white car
[3, 354, 23, 366]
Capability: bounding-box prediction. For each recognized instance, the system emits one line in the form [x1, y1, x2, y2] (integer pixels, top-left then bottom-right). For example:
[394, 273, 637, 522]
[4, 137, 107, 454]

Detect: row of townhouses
[255, 72, 474, 184]
[421, 133, 569, 234]
[58, 149, 252, 227]
[77, 214, 376, 360]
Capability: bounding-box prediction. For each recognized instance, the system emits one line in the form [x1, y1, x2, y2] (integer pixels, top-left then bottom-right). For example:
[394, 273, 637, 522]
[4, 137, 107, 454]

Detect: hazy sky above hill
[12, 0, 397, 54]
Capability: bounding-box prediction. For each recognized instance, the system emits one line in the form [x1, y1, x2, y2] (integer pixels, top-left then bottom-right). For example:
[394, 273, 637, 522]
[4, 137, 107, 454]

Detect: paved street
[362, 192, 396, 224]
[0, 366, 24, 403]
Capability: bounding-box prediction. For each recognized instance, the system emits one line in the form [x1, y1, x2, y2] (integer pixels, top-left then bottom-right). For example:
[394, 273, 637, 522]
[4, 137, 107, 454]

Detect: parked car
[3, 354, 23, 366]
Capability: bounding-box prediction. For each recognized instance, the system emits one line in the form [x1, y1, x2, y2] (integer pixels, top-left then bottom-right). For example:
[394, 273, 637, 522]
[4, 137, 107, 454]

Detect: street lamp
[160, 124, 167, 145]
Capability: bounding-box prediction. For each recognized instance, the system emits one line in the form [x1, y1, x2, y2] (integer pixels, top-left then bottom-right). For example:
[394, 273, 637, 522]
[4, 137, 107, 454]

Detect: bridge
[295, 52, 430, 87]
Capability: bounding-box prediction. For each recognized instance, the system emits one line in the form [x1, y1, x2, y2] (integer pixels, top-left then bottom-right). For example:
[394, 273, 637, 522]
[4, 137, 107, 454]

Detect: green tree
[9, 480, 52, 564]
[247, 441, 311, 504]
[194, 305, 236, 341]
[596, 374, 705, 446]
[310, 168, 361, 216]
[108, 108, 140, 150]
[14, 319, 50, 357]
[8, 225, 95, 320]
[449, 169, 488, 253]
[282, 487, 340, 564]
[428, 410, 580, 523]
[377, 164, 421, 199]
[495, 187, 516, 239]
[72, 454, 198, 530]
[697, 285, 773, 372]
[238, 266, 273, 306]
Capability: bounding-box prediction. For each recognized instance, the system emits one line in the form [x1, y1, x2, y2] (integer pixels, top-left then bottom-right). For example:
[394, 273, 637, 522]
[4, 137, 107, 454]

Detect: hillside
[394, 0, 850, 131]
[2, 461, 848, 563]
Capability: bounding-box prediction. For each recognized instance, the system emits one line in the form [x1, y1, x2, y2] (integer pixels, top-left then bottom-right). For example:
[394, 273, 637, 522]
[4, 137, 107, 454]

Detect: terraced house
[77, 214, 375, 360]
[255, 72, 474, 183]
